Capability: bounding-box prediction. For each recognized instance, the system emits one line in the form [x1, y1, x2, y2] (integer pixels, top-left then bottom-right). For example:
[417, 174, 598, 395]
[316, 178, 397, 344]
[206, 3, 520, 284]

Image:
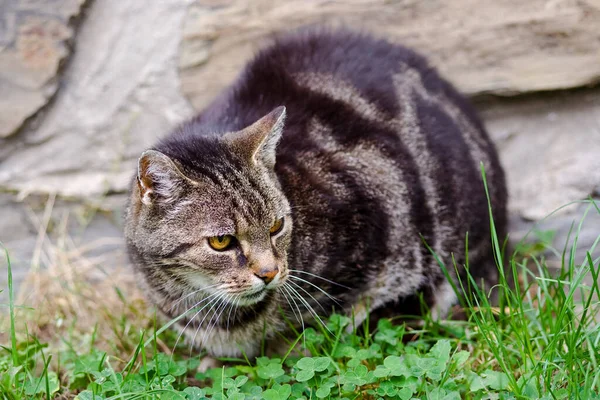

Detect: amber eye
[208, 235, 234, 251]
[269, 217, 284, 235]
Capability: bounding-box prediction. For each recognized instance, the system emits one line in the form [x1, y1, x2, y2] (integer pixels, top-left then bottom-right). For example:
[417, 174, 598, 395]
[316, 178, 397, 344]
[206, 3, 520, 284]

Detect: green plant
[1, 173, 599, 399]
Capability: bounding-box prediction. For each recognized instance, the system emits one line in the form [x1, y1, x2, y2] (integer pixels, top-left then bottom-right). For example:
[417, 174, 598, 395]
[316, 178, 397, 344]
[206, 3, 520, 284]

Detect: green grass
[1, 192, 599, 398]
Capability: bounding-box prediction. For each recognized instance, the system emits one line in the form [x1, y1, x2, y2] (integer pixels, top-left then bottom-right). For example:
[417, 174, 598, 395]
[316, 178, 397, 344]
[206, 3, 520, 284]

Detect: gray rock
[0, 0, 195, 198]
[0, 0, 88, 138]
[179, 0, 600, 111]
[477, 88, 600, 220]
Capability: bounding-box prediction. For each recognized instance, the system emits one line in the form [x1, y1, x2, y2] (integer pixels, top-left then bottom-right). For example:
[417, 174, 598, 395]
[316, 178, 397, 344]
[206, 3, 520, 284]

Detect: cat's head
[125, 107, 291, 308]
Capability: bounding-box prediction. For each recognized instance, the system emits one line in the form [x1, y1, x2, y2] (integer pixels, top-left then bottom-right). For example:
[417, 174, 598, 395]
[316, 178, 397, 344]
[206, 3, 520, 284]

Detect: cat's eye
[208, 235, 234, 251]
[269, 217, 284, 235]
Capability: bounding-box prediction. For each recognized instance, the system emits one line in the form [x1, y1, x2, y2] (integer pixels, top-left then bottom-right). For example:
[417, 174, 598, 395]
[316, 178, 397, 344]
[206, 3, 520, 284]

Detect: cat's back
[205, 29, 494, 165]
[219, 29, 432, 124]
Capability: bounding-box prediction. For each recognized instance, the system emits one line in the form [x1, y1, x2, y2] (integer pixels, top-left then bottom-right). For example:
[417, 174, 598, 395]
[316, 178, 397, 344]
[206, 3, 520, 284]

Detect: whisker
[282, 285, 305, 330]
[288, 279, 328, 314]
[171, 290, 223, 354]
[281, 284, 306, 350]
[188, 291, 228, 354]
[202, 294, 232, 347]
[278, 287, 301, 326]
[288, 275, 343, 307]
[168, 283, 222, 312]
[288, 269, 352, 289]
[285, 282, 333, 335]
[226, 294, 240, 334]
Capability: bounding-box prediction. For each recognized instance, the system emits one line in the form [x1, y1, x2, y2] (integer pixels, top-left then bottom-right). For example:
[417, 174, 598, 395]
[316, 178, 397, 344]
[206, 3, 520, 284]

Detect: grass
[1, 191, 599, 398]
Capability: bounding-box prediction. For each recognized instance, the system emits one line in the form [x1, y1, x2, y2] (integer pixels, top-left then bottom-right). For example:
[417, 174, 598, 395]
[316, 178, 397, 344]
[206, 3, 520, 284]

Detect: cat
[124, 28, 507, 358]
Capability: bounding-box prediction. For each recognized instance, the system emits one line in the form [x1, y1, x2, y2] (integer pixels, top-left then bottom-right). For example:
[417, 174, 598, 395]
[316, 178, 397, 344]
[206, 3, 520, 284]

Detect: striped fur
[124, 28, 507, 357]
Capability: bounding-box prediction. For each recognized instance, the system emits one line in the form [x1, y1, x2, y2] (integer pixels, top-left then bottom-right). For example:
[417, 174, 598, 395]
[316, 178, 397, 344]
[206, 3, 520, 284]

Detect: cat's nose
[254, 267, 278, 285]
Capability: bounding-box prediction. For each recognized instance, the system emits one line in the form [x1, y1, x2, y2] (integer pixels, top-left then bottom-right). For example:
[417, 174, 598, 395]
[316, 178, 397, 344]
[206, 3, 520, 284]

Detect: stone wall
[1, 0, 599, 294]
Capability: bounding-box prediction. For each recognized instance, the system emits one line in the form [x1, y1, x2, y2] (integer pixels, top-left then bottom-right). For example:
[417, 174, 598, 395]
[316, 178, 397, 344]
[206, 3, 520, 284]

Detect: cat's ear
[225, 106, 286, 169]
[137, 150, 191, 206]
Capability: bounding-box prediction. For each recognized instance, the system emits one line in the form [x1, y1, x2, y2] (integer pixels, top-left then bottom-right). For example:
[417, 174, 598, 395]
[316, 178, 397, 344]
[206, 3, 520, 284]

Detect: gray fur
[124, 29, 507, 357]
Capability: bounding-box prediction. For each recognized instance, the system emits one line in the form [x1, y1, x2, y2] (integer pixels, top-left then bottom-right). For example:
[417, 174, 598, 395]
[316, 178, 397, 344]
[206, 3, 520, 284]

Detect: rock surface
[0, 0, 87, 138]
[0, 0, 195, 198]
[179, 0, 600, 111]
[477, 88, 600, 220]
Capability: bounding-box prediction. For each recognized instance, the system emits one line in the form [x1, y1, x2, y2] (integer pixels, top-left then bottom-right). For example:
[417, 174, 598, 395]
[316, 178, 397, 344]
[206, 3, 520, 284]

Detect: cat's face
[126, 107, 291, 308]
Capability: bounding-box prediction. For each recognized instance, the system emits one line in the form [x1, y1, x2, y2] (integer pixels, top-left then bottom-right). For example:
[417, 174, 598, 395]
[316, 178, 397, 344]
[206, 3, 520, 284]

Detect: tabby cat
[124, 28, 507, 357]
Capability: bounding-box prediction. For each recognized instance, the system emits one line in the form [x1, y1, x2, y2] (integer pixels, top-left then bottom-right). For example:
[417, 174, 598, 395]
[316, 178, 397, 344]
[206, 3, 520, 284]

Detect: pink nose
[254, 267, 278, 284]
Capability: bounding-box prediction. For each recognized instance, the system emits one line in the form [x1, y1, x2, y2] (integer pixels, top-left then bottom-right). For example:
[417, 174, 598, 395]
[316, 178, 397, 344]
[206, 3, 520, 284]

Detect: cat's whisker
[287, 275, 343, 307]
[288, 269, 352, 290]
[233, 296, 241, 327]
[221, 295, 237, 328]
[168, 283, 222, 312]
[286, 282, 332, 335]
[226, 294, 240, 334]
[201, 294, 231, 348]
[287, 279, 328, 314]
[171, 290, 223, 354]
[282, 284, 305, 330]
[188, 291, 228, 355]
[281, 284, 306, 350]
[285, 282, 333, 335]
[277, 287, 301, 327]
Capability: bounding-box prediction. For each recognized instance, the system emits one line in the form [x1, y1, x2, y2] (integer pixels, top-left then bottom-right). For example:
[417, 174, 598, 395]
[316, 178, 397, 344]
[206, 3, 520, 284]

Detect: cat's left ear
[225, 106, 286, 169]
[136, 150, 191, 206]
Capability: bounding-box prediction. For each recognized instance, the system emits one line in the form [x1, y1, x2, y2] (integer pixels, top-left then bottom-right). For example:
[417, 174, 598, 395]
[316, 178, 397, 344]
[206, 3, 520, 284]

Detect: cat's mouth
[244, 290, 264, 299]
[237, 288, 268, 306]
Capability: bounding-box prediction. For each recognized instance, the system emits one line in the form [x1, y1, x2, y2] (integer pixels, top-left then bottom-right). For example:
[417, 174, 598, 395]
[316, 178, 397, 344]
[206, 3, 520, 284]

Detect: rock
[179, 0, 600, 111]
[0, 0, 88, 138]
[0, 0, 195, 198]
[509, 200, 600, 270]
[477, 88, 600, 220]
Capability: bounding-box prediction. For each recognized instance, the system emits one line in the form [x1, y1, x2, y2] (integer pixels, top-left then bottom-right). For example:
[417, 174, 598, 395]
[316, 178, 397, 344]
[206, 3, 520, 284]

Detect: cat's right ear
[224, 106, 286, 169]
[137, 150, 191, 206]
